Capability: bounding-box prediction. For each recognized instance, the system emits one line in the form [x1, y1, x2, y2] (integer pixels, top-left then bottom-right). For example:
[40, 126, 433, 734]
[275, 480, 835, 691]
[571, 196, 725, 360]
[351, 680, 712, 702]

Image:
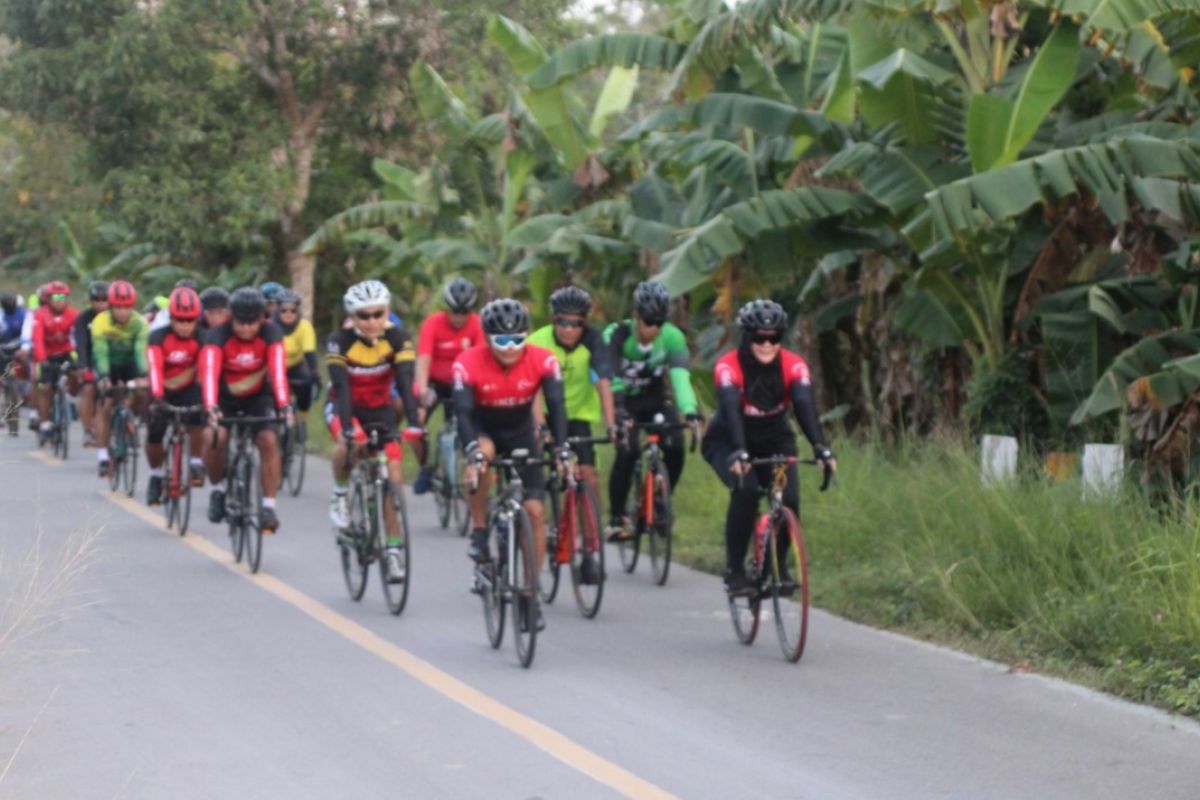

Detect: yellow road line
[100, 489, 677, 800]
[27, 450, 63, 467]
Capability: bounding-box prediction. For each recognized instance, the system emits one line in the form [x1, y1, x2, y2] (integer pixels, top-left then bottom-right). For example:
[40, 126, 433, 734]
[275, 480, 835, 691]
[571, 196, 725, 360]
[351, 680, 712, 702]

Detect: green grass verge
[308, 399, 1200, 717]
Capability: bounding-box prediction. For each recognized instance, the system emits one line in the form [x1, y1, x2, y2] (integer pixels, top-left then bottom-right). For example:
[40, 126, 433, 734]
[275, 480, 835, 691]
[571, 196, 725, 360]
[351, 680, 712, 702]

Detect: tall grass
[672, 436, 1200, 716]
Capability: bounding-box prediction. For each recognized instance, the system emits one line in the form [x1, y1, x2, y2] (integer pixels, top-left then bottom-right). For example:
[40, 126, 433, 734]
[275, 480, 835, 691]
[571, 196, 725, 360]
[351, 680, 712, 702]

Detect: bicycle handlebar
[627, 418, 699, 453]
[740, 455, 834, 492]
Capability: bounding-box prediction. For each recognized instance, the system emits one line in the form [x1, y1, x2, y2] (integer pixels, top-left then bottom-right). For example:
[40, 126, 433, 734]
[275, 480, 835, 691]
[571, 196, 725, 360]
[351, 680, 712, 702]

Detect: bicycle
[338, 428, 412, 616]
[617, 413, 696, 586]
[1, 342, 24, 437]
[105, 381, 141, 497]
[728, 455, 831, 663]
[470, 449, 550, 669]
[427, 410, 466, 534]
[541, 435, 609, 619]
[216, 413, 280, 574]
[159, 403, 204, 536]
[48, 368, 72, 460]
[280, 406, 307, 496]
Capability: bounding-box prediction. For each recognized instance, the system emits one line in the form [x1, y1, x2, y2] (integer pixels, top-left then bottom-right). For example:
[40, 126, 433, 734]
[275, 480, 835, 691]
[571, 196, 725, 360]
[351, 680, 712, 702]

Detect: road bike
[618, 413, 696, 586]
[338, 428, 412, 616]
[541, 435, 609, 619]
[728, 456, 831, 663]
[2, 341, 24, 437]
[428, 411, 467, 534]
[47, 367, 72, 460]
[159, 403, 204, 536]
[471, 449, 548, 668]
[106, 381, 141, 497]
[280, 406, 307, 496]
[218, 414, 279, 574]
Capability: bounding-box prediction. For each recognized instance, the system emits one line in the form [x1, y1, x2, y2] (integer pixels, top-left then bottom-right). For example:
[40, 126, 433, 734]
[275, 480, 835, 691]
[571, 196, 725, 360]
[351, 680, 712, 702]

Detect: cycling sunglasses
[490, 333, 527, 350]
[751, 332, 783, 345]
[639, 317, 666, 328]
[278, 305, 299, 315]
[50, 293, 68, 302]
[354, 310, 386, 321]
[553, 317, 585, 329]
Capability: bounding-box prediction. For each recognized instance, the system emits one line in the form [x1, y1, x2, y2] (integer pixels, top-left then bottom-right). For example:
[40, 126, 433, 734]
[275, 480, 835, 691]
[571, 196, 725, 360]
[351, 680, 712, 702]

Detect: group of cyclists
[0, 273, 837, 605]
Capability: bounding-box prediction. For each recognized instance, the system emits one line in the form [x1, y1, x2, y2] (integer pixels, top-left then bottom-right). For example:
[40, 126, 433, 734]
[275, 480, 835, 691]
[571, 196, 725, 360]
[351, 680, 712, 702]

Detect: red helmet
[107, 280, 137, 308]
[169, 286, 201, 320]
[44, 280, 70, 298]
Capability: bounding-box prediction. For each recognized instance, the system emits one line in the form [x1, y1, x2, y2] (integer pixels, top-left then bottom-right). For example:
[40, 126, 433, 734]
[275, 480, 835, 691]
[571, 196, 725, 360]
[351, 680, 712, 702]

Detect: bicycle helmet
[0, 291, 16, 313]
[481, 298, 531, 335]
[174, 278, 199, 290]
[259, 281, 286, 302]
[277, 289, 301, 307]
[107, 280, 137, 308]
[168, 286, 201, 320]
[199, 286, 229, 310]
[632, 281, 670, 323]
[443, 277, 478, 313]
[343, 280, 391, 314]
[549, 286, 592, 316]
[737, 299, 788, 332]
[87, 280, 110, 301]
[229, 286, 267, 323]
[44, 280, 71, 298]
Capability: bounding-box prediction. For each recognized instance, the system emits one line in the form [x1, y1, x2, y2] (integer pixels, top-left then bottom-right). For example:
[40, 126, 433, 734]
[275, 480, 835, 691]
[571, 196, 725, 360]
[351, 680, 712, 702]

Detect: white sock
[262, 497, 276, 509]
[189, 457, 203, 468]
[97, 448, 109, 461]
[27, 409, 37, 420]
[148, 467, 164, 478]
[39, 421, 52, 431]
[332, 486, 347, 496]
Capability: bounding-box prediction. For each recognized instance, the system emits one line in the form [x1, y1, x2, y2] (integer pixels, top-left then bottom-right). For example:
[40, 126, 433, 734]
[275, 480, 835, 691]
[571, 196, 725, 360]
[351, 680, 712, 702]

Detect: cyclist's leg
[287, 363, 313, 414]
[361, 407, 404, 541]
[706, 436, 761, 581]
[567, 418, 599, 494]
[145, 404, 168, 469]
[253, 409, 281, 501]
[95, 370, 115, 462]
[467, 434, 496, 528]
[658, 405, 686, 493]
[34, 361, 56, 427]
[79, 377, 97, 443]
[206, 393, 237, 486]
[607, 416, 640, 525]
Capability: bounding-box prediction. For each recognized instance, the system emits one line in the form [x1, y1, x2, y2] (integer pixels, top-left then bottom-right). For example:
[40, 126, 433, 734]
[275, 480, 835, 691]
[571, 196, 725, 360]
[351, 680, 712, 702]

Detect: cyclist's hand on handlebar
[555, 445, 572, 475]
[97, 376, 112, 394]
[815, 445, 836, 490]
[727, 449, 751, 478]
[464, 442, 487, 492]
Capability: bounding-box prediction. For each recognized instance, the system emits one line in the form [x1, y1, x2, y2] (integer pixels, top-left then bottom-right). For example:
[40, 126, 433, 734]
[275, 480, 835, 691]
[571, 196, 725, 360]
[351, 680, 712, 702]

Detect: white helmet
[343, 280, 391, 314]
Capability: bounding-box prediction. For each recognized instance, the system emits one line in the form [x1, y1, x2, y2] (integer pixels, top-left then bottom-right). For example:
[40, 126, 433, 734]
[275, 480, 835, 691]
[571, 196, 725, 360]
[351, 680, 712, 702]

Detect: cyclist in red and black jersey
[201, 287, 291, 533]
[701, 300, 836, 597]
[325, 280, 419, 582]
[31, 280, 81, 444]
[412, 277, 484, 494]
[454, 299, 570, 598]
[144, 287, 207, 506]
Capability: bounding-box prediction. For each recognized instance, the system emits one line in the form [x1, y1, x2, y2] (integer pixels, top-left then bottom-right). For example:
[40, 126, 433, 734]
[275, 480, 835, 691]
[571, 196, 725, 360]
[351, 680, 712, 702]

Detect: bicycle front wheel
[341, 479, 370, 601]
[108, 411, 125, 493]
[619, 464, 641, 574]
[540, 478, 561, 605]
[122, 418, 139, 498]
[164, 431, 180, 530]
[285, 418, 307, 496]
[53, 389, 69, 459]
[242, 450, 264, 574]
[770, 508, 810, 663]
[647, 461, 673, 586]
[509, 506, 539, 668]
[729, 520, 763, 646]
[177, 432, 192, 535]
[378, 480, 411, 616]
[569, 481, 604, 619]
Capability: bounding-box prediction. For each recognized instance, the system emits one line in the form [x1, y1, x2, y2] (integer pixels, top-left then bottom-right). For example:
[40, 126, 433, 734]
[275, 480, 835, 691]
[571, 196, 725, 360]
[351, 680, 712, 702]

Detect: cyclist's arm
[91, 319, 110, 375]
[31, 312, 45, 363]
[326, 359, 354, 433]
[789, 381, 826, 453]
[451, 372, 479, 449]
[299, 319, 317, 355]
[715, 359, 747, 452]
[413, 316, 435, 398]
[200, 343, 222, 409]
[146, 340, 165, 400]
[539, 358, 569, 446]
[133, 318, 150, 376]
[664, 327, 698, 415]
[390, 327, 420, 427]
[602, 323, 627, 406]
[73, 314, 91, 371]
[583, 327, 616, 427]
[268, 338, 289, 409]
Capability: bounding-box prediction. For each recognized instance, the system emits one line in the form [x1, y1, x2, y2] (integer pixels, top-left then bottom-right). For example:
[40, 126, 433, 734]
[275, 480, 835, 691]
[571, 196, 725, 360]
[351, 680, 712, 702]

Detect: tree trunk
[287, 247, 316, 319]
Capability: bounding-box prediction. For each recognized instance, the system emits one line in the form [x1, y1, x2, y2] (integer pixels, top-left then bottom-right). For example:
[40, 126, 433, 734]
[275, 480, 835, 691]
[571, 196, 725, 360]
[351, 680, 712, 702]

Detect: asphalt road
[1, 424, 1198, 799]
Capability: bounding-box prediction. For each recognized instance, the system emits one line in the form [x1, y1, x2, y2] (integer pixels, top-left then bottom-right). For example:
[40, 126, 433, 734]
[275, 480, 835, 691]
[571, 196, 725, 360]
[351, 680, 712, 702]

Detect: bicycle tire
[378, 480, 410, 616]
[227, 454, 246, 564]
[341, 477, 370, 601]
[729, 518, 763, 646]
[647, 460, 672, 586]
[540, 476, 562, 605]
[178, 431, 192, 535]
[618, 462, 641, 573]
[770, 507, 810, 663]
[53, 388, 68, 460]
[569, 480, 604, 619]
[122, 418, 139, 498]
[285, 417, 307, 496]
[164, 430, 180, 530]
[509, 506, 538, 668]
[243, 449, 264, 574]
[481, 554, 505, 650]
[108, 409, 125, 493]
[434, 452, 451, 529]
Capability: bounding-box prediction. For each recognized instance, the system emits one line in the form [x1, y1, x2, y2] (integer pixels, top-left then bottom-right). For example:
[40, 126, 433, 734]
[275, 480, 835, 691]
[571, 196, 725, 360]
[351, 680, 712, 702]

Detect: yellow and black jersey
[325, 324, 415, 413]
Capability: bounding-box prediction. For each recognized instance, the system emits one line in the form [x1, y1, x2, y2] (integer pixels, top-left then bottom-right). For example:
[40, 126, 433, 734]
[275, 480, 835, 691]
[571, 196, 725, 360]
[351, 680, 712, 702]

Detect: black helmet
[277, 289, 301, 306]
[87, 280, 110, 302]
[199, 286, 229, 310]
[229, 287, 267, 323]
[633, 281, 670, 323]
[443, 277, 478, 313]
[737, 299, 788, 332]
[174, 278, 199, 290]
[550, 286, 592, 316]
[0, 291, 16, 313]
[481, 298, 531, 335]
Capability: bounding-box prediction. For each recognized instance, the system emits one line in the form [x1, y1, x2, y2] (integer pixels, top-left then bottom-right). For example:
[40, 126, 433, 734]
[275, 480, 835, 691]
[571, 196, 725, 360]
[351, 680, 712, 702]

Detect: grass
[304, 392, 1200, 717]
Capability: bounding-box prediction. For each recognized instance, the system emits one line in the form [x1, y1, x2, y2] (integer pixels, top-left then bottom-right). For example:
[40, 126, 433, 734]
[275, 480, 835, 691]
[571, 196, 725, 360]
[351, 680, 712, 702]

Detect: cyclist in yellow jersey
[274, 289, 319, 418]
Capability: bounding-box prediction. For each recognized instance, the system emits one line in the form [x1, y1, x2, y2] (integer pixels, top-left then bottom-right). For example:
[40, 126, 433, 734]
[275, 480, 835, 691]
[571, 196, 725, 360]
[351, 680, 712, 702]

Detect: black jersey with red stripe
[200, 321, 289, 408]
[147, 327, 202, 399]
[325, 324, 414, 409]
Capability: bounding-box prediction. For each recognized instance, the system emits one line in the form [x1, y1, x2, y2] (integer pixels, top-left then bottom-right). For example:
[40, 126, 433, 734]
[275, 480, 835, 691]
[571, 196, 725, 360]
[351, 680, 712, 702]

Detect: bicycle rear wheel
[108, 410, 125, 492]
[227, 468, 246, 564]
[618, 463, 641, 574]
[647, 461, 672, 586]
[285, 418, 307, 496]
[341, 479, 370, 601]
[122, 418, 138, 498]
[569, 481, 604, 619]
[770, 508, 810, 663]
[378, 480, 411, 616]
[509, 507, 538, 668]
[242, 450, 265, 574]
[539, 478, 561, 604]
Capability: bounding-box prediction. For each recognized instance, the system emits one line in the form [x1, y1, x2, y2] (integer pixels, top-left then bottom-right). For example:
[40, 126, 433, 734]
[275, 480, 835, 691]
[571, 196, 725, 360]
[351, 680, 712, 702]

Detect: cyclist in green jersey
[91, 280, 150, 477]
[603, 281, 702, 542]
[529, 286, 617, 583]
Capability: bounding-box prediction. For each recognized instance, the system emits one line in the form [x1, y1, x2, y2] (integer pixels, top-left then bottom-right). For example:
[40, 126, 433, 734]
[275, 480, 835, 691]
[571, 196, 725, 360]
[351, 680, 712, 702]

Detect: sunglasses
[278, 306, 299, 315]
[490, 333, 527, 350]
[50, 294, 68, 302]
[553, 317, 584, 329]
[354, 310, 386, 321]
[639, 317, 665, 328]
[751, 332, 783, 345]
